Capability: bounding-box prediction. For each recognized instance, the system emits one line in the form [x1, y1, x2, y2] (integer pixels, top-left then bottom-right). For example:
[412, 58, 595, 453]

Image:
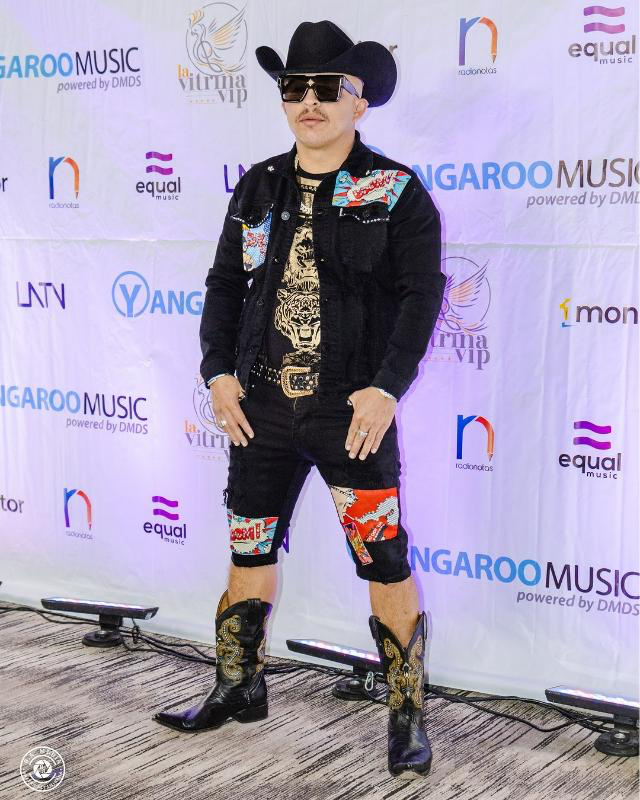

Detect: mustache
[298, 113, 326, 122]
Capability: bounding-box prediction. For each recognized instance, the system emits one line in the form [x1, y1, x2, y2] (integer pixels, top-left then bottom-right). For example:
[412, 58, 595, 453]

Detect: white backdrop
[1, 0, 638, 700]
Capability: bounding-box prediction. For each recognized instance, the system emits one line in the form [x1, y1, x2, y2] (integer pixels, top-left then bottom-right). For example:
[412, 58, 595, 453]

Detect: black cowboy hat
[255, 20, 397, 108]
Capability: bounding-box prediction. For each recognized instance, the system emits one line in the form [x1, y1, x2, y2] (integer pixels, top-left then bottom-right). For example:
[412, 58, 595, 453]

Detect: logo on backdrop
[226, 139, 639, 209]
[410, 546, 639, 617]
[63, 487, 93, 539]
[558, 419, 623, 479]
[0, 47, 142, 93]
[111, 270, 202, 316]
[49, 155, 79, 208]
[143, 496, 187, 546]
[16, 282, 66, 310]
[429, 256, 490, 369]
[456, 414, 495, 471]
[568, 5, 636, 65]
[178, 3, 248, 107]
[184, 375, 230, 461]
[458, 15, 498, 74]
[136, 151, 182, 200]
[560, 297, 638, 327]
[1, 493, 24, 514]
[0, 383, 148, 436]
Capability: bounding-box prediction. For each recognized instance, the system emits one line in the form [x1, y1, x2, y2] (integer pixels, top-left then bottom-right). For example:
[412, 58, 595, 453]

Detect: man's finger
[348, 418, 369, 459]
[215, 405, 249, 446]
[233, 404, 254, 439]
[358, 424, 381, 460]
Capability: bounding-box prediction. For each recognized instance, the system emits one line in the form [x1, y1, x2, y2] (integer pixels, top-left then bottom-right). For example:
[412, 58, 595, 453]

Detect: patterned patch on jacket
[332, 170, 411, 210]
[228, 511, 278, 555]
[241, 210, 272, 272]
[329, 485, 400, 564]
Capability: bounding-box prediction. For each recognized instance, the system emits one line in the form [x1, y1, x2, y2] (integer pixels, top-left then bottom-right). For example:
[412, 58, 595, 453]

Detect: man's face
[281, 72, 368, 149]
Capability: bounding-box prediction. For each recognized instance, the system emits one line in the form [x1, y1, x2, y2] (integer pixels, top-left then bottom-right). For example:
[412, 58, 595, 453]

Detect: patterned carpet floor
[0, 603, 637, 800]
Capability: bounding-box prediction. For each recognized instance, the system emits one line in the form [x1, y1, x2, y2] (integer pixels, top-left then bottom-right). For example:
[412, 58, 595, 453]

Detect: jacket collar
[273, 128, 373, 180]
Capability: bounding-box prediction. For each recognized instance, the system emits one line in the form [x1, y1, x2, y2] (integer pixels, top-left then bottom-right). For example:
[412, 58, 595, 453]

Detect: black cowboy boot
[153, 590, 271, 732]
[369, 612, 431, 776]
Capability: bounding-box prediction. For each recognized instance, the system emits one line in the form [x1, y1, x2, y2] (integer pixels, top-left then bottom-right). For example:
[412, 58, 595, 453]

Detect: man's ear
[354, 97, 369, 120]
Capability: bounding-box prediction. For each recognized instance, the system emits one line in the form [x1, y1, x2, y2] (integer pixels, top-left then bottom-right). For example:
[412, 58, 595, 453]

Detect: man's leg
[369, 574, 419, 647]
[153, 380, 310, 732]
[228, 563, 277, 605]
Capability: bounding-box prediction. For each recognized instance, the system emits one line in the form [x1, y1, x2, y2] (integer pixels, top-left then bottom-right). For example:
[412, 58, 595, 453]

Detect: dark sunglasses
[277, 73, 362, 103]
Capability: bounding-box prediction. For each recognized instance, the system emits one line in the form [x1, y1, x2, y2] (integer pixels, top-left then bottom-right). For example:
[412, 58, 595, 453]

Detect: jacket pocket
[337, 201, 390, 271]
[231, 202, 274, 272]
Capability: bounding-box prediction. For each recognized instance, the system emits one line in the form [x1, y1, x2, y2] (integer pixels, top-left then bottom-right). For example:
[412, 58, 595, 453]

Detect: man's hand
[210, 375, 254, 446]
[345, 387, 397, 460]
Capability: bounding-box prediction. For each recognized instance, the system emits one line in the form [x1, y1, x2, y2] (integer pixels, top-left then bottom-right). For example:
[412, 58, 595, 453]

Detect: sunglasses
[277, 73, 362, 103]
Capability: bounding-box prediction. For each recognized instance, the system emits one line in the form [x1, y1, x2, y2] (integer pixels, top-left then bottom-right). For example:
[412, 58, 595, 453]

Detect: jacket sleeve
[370, 175, 445, 401]
[199, 177, 248, 384]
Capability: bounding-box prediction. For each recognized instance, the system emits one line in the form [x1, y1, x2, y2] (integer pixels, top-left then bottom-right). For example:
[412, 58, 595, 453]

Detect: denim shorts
[222, 376, 411, 584]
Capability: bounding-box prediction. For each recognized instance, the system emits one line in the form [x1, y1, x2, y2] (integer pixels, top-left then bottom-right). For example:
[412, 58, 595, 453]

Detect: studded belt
[250, 360, 319, 398]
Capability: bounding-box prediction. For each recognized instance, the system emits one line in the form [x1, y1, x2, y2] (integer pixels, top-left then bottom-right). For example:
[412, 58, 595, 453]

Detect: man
[153, 20, 446, 778]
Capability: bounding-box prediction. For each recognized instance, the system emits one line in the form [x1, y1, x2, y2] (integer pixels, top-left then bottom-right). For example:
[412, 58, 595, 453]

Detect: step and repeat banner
[1, 0, 638, 700]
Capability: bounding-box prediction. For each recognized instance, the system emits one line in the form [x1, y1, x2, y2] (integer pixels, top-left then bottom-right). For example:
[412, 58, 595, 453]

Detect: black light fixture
[545, 685, 639, 757]
[287, 638, 383, 700]
[41, 597, 158, 648]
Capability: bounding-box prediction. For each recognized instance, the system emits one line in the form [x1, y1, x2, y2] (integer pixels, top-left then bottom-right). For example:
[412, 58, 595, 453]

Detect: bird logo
[187, 4, 247, 76]
[437, 257, 491, 336]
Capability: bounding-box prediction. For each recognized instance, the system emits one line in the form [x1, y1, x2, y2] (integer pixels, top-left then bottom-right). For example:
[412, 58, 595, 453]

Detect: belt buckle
[280, 365, 313, 398]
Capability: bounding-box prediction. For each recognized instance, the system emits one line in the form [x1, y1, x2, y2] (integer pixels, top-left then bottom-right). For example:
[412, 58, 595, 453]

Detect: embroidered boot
[369, 612, 432, 776]
[153, 590, 271, 732]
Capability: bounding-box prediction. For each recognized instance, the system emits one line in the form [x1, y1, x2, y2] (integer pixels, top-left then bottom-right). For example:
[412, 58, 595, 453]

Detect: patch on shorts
[332, 170, 411, 210]
[228, 510, 278, 555]
[329, 486, 400, 564]
[240, 210, 272, 272]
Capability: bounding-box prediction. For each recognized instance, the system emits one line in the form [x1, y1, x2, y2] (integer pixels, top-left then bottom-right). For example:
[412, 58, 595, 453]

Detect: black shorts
[222, 376, 411, 584]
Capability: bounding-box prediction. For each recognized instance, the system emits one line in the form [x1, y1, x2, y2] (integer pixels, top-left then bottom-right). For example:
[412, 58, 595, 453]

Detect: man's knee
[328, 484, 410, 582]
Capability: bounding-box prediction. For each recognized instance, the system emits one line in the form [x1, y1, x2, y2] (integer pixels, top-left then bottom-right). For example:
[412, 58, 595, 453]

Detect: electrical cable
[0, 603, 622, 736]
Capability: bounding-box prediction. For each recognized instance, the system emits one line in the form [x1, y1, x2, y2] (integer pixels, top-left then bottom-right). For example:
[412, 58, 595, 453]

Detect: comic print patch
[332, 170, 411, 210]
[228, 510, 278, 555]
[329, 486, 400, 564]
[240, 210, 272, 272]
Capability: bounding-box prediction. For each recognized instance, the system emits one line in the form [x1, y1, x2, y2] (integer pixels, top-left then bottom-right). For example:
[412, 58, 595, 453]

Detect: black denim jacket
[199, 129, 445, 401]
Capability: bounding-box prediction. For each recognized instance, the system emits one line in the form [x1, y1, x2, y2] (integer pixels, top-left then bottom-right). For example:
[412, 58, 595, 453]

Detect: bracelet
[206, 372, 231, 388]
[373, 386, 396, 401]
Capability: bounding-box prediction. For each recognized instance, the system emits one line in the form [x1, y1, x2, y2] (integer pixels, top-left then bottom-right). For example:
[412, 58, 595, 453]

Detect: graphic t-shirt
[259, 163, 338, 374]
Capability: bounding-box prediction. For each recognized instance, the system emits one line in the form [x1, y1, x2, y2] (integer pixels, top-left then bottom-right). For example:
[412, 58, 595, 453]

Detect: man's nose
[302, 87, 321, 105]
